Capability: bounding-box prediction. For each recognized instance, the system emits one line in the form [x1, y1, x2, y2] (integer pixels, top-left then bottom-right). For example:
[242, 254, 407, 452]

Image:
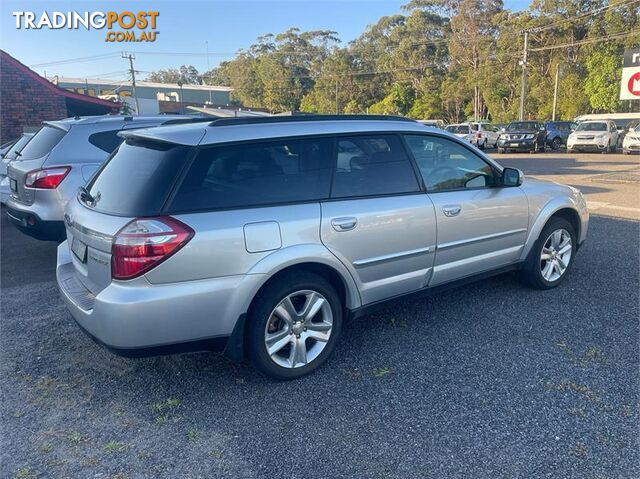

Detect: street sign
[620, 48, 640, 100]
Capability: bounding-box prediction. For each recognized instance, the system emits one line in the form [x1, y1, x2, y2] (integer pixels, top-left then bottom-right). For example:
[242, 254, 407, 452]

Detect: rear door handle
[442, 205, 462, 217]
[331, 217, 357, 231]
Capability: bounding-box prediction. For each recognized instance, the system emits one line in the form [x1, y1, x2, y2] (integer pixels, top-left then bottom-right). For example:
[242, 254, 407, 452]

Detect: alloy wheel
[540, 228, 572, 282]
[264, 290, 333, 369]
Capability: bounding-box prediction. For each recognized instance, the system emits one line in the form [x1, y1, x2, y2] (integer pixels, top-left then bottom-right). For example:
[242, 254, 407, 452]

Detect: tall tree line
[150, 0, 640, 121]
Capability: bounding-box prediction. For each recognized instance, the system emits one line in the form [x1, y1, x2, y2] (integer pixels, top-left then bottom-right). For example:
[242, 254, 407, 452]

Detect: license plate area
[71, 237, 87, 263]
[9, 178, 17, 192]
[511, 142, 519, 147]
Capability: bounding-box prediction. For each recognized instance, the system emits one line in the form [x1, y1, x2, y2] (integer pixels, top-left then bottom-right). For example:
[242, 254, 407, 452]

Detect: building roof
[186, 106, 270, 118]
[0, 50, 120, 110]
[56, 76, 233, 92]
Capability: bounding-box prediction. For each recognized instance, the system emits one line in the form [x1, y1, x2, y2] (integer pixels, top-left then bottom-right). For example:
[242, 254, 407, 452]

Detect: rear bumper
[6, 202, 65, 241]
[56, 241, 265, 357]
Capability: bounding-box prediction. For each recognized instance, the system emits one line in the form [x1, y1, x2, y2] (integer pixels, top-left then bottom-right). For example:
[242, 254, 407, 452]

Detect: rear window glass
[88, 130, 123, 153]
[86, 140, 190, 216]
[170, 137, 333, 211]
[4, 135, 33, 160]
[331, 135, 419, 198]
[507, 122, 537, 131]
[18, 126, 66, 160]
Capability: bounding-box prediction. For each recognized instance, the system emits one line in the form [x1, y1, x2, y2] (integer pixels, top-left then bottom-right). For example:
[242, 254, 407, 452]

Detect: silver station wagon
[56, 115, 589, 379]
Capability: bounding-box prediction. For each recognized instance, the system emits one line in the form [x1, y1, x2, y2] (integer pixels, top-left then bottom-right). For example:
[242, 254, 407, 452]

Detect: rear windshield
[17, 126, 66, 160]
[576, 122, 607, 132]
[4, 135, 33, 160]
[85, 139, 190, 216]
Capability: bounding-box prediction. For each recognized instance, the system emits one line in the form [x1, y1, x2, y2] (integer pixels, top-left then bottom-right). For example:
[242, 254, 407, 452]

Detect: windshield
[446, 125, 470, 134]
[86, 139, 190, 216]
[576, 122, 607, 132]
[507, 122, 537, 131]
[17, 126, 66, 160]
[3, 135, 33, 160]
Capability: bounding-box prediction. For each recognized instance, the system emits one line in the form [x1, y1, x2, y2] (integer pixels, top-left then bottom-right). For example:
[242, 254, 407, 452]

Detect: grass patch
[103, 441, 128, 454]
[15, 468, 37, 479]
[186, 428, 199, 442]
[372, 367, 392, 377]
[208, 450, 223, 459]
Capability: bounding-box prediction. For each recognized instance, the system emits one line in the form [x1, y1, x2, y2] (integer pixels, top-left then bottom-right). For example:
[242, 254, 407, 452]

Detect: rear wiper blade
[79, 186, 94, 204]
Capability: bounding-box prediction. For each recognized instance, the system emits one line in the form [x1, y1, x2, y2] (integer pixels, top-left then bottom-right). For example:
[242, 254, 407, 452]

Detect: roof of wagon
[120, 115, 436, 146]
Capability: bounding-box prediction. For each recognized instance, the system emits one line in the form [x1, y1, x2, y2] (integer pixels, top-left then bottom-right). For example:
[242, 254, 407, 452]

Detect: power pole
[552, 64, 560, 121]
[122, 52, 140, 115]
[205, 41, 212, 105]
[518, 30, 529, 121]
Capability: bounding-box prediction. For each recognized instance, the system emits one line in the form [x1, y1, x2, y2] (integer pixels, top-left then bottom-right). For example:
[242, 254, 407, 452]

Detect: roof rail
[208, 114, 416, 127]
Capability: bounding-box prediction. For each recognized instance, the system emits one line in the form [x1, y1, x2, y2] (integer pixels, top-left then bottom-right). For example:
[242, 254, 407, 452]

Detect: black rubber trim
[74, 321, 229, 358]
[349, 262, 524, 320]
[6, 205, 66, 242]
[223, 313, 247, 361]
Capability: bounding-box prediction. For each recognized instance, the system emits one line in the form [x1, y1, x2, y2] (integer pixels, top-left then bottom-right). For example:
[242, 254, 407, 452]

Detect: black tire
[246, 271, 343, 380]
[537, 142, 546, 153]
[602, 141, 610, 154]
[551, 137, 562, 150]
[478, 139, 486, 150]
[567, 148, 574, 154]
[520, 217, 577, 290]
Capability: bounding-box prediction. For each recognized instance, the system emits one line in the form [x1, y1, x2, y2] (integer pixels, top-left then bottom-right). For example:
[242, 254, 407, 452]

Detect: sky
[1, 0, 531, 82]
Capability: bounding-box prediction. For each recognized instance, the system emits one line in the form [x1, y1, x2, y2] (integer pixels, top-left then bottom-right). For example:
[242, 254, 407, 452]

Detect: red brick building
[0, 50, 120, 143]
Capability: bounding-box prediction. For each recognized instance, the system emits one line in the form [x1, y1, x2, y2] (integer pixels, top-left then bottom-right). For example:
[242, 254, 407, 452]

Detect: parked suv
[6, 115, 206, 241]
[1, 132, 34, 204]
[497, 121, 547, 153]
[57, 115, 588, 379]
[567, 120, 618, 154]
[545, 121, 576, 150]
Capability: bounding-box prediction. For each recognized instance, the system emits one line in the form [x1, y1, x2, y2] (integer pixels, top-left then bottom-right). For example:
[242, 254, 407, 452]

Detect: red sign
[628, 71, 640, 97]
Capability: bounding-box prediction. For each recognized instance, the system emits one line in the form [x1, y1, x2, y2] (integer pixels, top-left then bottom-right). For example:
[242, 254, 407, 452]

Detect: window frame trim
[401, 132, 505, 195]
[163, 131, 426, 214]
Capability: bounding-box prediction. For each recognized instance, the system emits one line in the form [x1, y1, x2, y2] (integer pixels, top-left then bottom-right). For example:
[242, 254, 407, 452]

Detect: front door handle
[331, 217, 358, 231]
[442, 205, 462, 217]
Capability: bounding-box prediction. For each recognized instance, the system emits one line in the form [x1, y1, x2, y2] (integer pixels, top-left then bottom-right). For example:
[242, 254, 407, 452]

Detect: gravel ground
[1, 168, 639, 478]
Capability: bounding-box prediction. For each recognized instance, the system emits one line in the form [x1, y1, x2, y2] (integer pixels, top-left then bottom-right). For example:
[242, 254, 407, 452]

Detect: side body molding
[245, 243, 362, 310]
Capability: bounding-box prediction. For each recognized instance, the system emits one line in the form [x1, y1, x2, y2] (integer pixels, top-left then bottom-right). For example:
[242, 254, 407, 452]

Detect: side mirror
[500, 127, 506, 132]
[502, 167, 523, 187]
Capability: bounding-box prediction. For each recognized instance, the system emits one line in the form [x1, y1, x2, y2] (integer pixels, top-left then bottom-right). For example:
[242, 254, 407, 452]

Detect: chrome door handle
[442, 205, 462, 217]
[331, 217, 358, 231]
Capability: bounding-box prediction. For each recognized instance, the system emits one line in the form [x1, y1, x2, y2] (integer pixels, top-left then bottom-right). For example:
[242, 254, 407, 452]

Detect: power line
[30, 52, 120, 68]
[528, 29, 639, 51]
[528, 0, 639, 33]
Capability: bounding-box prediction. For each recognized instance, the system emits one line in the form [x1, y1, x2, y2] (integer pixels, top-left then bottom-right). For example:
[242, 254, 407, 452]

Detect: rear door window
[331, 135, 420, 198]
[86, 139, 191, 216]
[170, 137, 333, 212]
[17, 126, 66, 160]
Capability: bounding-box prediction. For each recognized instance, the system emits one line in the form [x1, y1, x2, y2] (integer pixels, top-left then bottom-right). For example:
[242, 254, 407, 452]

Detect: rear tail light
[25, 166, 71, 189]
[477, 132, 482, 138]
[111, 217, 194, 280]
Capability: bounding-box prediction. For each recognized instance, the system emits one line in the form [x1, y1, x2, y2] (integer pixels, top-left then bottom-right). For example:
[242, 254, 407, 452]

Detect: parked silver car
[6, 115, 206, 241]
[57, 115, 588, 379]
[1, 132, 34, 205]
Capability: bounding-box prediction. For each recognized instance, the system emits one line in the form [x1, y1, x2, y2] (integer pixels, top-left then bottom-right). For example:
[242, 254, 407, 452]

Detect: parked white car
[567, 120, 619, 154]
[445, 123, 478, 145]
[622, 121, 640, 154]
[472, 123, 500, 149]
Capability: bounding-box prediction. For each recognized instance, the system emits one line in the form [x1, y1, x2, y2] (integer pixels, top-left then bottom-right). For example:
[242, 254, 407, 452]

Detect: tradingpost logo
[12, 10, 160, 42]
